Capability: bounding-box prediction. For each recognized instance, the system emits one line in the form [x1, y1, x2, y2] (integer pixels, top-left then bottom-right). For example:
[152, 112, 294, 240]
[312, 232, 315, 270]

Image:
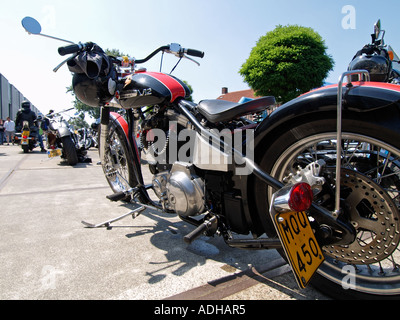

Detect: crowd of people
[0, 100, 45, 152]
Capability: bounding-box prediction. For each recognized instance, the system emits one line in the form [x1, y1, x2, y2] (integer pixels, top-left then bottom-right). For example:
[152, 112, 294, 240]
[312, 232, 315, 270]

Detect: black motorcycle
[15, 120, 37, 153]
[348, 19, 400, 83]
[22, 16, 400, 299]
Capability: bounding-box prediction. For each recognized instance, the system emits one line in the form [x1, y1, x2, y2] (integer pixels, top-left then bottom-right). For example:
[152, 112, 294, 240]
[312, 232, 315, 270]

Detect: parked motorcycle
[15, 120, 36, 153]
[22, 16, 400, 299]
[77, 127, 93, 150]
[90, 119, 100, 148]
[348, 19, 400, 83]
[42, 109, 82, 165]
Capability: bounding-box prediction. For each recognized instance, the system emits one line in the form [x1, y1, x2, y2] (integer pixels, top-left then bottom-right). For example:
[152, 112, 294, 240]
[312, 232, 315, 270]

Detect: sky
[1, 0, 399, 121]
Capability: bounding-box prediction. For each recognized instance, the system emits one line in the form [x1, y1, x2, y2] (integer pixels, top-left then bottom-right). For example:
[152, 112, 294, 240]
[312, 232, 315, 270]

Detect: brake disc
[323, 168, 400, 264]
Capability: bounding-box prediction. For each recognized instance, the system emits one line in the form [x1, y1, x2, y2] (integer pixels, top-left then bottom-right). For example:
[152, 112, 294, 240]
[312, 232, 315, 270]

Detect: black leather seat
[197, 96, 275, 123]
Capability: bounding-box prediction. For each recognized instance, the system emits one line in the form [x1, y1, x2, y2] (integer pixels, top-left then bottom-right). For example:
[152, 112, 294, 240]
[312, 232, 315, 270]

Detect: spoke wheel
[255, 116, 400, 298]
[101, 123, 135, 195]
[272, 132, 400, 297]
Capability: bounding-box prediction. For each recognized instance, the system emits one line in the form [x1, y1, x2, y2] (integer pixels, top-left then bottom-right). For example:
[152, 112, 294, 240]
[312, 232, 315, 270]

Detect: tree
[239, 25, 334, 103]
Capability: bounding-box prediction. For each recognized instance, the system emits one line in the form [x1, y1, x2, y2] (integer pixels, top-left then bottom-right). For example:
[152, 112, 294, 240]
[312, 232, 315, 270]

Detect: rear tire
[61, 136, 78, 166]
[254, 115, 400, 299]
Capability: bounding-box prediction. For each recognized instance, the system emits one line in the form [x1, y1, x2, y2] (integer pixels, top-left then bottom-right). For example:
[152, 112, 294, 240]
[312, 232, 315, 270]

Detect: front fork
[99, 106, 110, 166]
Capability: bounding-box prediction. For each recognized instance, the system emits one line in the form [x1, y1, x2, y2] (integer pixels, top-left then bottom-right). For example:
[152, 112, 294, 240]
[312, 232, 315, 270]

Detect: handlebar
[58, 42, 94, 56]
[58, 42, 204, 63]
[185, 48, 205, 58]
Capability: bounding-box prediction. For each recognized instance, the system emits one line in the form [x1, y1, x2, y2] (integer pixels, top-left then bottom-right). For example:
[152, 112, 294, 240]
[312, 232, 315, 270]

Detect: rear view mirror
[21, 16, 42, 35]
[374, 19, 381, 39]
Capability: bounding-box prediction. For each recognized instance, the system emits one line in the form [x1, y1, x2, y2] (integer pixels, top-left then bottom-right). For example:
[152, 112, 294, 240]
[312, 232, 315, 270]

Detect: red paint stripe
[110, 112, 140, 163]
[309, 81, 400, 94]
[145, 71, 186, 102]
[110, 112, 128, 137]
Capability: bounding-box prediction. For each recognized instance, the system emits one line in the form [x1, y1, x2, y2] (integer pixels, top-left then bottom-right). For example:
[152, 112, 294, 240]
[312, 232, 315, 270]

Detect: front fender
[254, 81, 400, 150]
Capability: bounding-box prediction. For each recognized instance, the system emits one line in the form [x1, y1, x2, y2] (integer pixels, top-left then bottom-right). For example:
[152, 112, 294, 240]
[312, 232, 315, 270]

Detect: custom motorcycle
[22, 16, 400, 299]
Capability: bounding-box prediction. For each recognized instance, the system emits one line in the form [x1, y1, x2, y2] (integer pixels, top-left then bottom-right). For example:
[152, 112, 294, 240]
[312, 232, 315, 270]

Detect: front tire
[100, 119, 136, 197]
[254, 115, 400, 299]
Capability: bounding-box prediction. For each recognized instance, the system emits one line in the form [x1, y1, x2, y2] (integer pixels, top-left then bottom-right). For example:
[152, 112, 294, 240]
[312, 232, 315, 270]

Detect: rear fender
[238, 82, 400, 236]
[254, 82, 400, 150]
[58, 127, 71, 138]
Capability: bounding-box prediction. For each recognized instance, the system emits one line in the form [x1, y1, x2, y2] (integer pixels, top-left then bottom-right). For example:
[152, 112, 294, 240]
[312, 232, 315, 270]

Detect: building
[217, 87, 259, 103]
[216, 87, 277, 121]
[0, 73, 40, 120]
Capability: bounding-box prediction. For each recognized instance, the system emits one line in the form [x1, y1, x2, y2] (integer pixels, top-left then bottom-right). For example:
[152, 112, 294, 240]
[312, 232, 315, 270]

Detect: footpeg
[183, 216, 217, 244]
[106, 191, 127, 202]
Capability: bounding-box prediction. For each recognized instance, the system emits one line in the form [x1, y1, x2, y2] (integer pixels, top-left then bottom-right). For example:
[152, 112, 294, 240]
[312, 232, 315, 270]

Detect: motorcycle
[22, 16, 400, 299]
[348, 19, 400, 83]
[43, 109, 82, 165]
[77, 127, 93, 150]
[15, 120, 36, 153]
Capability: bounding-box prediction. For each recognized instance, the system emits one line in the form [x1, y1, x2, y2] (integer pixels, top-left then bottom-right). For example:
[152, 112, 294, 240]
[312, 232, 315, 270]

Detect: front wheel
[255, 116, 400, 299]
[99, 118, 136, 197]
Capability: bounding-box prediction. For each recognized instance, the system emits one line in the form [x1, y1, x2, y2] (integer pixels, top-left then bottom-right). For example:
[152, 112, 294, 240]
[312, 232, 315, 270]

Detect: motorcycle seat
[196, 96, 275, 123]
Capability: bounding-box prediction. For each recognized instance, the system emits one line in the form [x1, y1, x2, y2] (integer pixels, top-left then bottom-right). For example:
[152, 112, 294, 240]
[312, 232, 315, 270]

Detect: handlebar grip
[58, 44, 82, 56]
[185, 48, 205, 58]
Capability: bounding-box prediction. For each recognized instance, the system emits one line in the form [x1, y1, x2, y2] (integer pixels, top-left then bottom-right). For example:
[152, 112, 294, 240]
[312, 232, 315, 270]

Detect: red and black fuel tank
[116, 71, 191, 108]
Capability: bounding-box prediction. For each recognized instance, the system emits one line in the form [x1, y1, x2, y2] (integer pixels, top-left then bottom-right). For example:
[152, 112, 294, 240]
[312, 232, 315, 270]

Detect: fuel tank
[116, 71, 191, 108]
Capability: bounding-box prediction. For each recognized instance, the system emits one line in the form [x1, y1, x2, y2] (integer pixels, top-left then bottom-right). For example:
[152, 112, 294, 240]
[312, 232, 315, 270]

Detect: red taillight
[22, 135, 28, 139]
[288, 183, 313, 212]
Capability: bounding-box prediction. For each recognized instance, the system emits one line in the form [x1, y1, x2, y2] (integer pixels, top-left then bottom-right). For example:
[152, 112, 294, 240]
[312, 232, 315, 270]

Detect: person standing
[4, 116, 15, 145]
[0, 119, 4, 145]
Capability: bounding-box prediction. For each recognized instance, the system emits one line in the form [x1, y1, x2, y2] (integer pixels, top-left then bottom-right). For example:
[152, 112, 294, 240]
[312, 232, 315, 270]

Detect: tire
[61, 136, 78, 166]
[100, 120, 136, 197]
[254, 115, 400, 299]
[22, 144, 29, 153]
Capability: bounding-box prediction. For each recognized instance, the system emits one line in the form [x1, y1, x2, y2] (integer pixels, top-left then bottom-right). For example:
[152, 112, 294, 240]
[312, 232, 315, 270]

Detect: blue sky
[1, 0, 399, 118]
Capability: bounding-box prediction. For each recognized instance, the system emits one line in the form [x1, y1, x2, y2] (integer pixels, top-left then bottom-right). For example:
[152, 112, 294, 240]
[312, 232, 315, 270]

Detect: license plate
[274, 211, 324, 288]
[48, 149, 62, 158]
[21, 140, 28, 145]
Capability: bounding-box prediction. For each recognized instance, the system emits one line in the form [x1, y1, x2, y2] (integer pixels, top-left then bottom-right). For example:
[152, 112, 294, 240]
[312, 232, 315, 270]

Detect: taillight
[22, 135, 28, 139]
[288, 183, 313, 212]
[272, 182, 313, 213]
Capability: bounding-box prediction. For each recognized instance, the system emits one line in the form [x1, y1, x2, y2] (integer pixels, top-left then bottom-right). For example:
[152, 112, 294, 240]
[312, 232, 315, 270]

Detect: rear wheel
[255, 116, 400, 298]
[61, 136, 78, 166]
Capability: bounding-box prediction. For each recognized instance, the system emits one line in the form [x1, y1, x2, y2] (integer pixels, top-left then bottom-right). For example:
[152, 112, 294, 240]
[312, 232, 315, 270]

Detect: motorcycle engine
[152, 162, 206, 216]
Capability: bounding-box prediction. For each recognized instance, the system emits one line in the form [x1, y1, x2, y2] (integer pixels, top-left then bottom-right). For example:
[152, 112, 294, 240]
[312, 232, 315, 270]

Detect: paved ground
[0, 144, 329, 301]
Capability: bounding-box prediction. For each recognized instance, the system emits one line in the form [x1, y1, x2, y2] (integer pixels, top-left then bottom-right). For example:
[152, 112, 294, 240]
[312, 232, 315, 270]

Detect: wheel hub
[323, 168, 400, 264]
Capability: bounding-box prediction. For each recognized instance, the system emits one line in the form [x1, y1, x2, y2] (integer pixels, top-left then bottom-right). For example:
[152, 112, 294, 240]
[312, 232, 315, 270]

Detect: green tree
[239, 25, 334, 103]
[68, 112, 89, 129]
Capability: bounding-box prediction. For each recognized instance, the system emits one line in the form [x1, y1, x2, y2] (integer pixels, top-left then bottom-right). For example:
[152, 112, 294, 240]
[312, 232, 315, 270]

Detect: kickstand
[81, 206, 146, 228]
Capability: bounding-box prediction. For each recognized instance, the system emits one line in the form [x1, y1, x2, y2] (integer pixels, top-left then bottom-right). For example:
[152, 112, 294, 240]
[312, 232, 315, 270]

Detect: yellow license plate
[274, 211, 324, 288]
[48, 149, 62, 158]
[21, 140, 28, 145]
